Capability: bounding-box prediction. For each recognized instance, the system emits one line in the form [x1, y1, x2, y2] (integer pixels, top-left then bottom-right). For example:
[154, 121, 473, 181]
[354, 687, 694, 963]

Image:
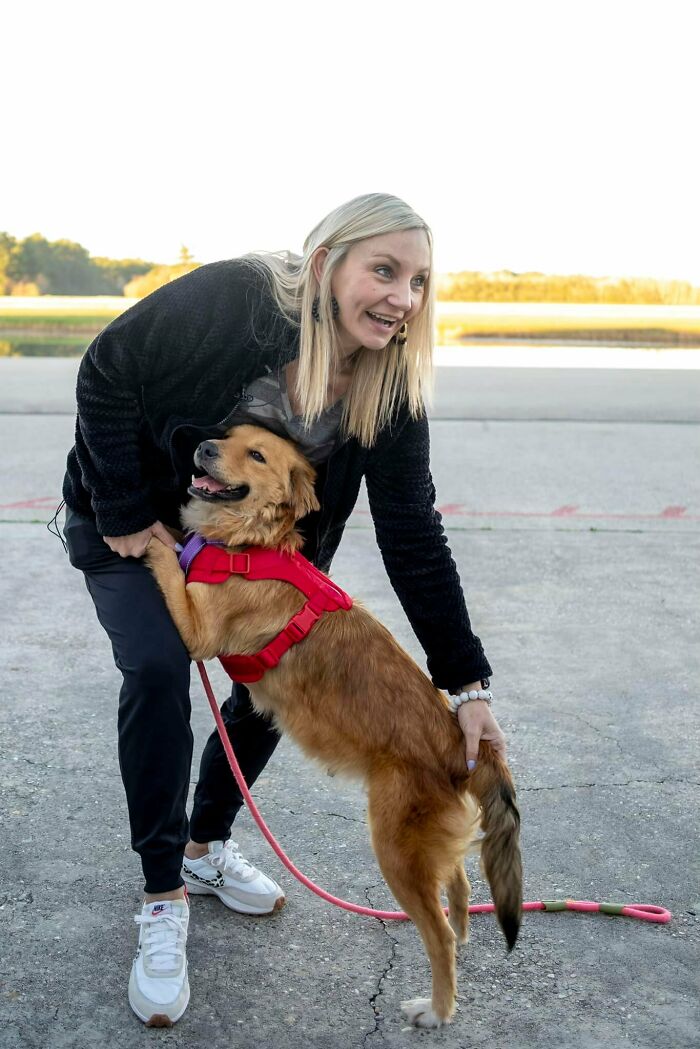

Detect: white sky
[4, 0, 699, 281]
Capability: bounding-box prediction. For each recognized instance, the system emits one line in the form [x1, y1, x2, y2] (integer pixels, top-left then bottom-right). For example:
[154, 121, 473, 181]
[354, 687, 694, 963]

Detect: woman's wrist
[447, 678, 493, 713]
[453, 679, 485, 694]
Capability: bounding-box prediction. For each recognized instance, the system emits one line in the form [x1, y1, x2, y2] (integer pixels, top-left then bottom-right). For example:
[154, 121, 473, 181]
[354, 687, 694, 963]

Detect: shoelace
[134, 910, 187, 973]
[209, 839, 258, 881]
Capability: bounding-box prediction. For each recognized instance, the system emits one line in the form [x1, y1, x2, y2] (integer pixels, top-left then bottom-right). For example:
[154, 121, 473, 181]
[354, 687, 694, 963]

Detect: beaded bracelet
[448, 688, 493, 713]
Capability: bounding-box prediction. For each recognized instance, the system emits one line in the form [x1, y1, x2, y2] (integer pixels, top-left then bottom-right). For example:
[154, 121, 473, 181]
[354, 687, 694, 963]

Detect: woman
[62, 192, 507, 1026]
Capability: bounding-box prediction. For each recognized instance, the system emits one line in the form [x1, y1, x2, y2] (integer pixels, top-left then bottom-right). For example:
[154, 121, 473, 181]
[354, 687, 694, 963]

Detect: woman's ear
[311, 246, 330, 285]
[287, 459, 320, 519]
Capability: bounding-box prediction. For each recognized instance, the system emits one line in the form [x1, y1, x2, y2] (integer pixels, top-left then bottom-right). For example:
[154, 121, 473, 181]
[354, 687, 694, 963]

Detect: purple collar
[177, 532, 223, 575]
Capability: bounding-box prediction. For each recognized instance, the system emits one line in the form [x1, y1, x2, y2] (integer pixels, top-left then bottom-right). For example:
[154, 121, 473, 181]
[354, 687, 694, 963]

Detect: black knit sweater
[63, 259, 492, 689]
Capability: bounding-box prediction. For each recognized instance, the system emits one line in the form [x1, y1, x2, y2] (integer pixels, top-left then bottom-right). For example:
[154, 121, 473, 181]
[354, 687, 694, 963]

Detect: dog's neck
[181, 500, 305, 554]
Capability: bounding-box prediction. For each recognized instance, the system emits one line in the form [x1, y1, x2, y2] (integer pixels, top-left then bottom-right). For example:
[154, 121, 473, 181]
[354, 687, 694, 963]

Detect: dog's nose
[196, 441, 219, 463]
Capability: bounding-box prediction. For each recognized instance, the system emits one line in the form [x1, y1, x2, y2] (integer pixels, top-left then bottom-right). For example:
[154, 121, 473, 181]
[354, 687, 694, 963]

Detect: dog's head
[181, 424, 320, 551]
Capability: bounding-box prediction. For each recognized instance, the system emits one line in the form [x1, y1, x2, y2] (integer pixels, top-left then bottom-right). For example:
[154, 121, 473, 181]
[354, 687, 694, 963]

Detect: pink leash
[197, 661, 671, 926]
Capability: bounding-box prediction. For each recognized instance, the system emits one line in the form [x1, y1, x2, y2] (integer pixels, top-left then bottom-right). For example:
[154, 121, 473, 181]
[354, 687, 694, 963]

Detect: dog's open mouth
[188, 474, 250, 502]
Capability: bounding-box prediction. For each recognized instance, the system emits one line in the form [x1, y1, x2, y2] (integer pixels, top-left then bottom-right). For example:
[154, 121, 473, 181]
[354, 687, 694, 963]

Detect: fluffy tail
[466, 742, 523, 949]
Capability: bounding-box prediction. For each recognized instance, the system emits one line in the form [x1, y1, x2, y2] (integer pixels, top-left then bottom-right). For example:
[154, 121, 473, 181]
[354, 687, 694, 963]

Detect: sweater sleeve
[364, 408, 492, 691]
[71, 260, 258, 536]
[72, 316, 161, 536]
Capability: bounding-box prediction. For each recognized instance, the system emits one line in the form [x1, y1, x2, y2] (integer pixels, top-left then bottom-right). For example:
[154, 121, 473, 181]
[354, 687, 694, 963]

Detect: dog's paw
[400, 997, 451, 1029]
[144, 536, 168, 561]
[144, 538, 179, 570]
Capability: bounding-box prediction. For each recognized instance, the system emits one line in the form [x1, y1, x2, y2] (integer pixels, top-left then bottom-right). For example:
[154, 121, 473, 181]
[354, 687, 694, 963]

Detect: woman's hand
[103, 521, 178, 558]
[454, 684, 507, 770]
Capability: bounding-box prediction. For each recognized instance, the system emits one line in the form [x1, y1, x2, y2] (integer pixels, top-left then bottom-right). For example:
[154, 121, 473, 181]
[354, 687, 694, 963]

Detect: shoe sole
[129, 984, 190, 1027]
[183, 878, 286, 915]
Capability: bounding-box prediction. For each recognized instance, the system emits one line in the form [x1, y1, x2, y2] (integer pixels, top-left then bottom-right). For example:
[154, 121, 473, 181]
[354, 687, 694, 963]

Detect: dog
[146, 423, 522, 1028]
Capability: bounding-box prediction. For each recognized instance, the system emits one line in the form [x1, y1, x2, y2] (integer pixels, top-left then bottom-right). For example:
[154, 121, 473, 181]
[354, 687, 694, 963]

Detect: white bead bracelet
[448, 688, 493, 713]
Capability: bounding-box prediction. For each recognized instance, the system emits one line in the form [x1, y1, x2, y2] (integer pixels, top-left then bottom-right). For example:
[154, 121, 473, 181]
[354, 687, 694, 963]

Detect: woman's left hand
[454, 686, 508, 770]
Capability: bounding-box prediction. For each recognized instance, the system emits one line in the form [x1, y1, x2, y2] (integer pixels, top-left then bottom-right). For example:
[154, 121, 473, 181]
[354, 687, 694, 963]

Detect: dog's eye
[248, 449, 266, 464]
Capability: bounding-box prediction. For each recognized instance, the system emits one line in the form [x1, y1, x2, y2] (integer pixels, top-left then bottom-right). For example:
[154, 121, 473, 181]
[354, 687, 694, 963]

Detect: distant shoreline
[3, 298, 700, 354]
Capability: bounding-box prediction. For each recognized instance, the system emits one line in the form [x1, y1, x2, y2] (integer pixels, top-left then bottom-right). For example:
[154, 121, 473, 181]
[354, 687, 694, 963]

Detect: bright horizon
[5, 0, 699, 283]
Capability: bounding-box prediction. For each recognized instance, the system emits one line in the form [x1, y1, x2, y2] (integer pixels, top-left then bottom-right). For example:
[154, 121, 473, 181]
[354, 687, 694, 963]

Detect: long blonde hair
[241, 192, 435, 447]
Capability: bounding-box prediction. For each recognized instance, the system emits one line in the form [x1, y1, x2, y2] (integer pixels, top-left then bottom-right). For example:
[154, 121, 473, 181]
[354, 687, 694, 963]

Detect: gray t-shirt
[227, 367, 344, 464]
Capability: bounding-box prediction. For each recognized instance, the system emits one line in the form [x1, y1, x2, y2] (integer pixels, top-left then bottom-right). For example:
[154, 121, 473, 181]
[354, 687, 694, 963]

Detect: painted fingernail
[467, 760, 477, 771]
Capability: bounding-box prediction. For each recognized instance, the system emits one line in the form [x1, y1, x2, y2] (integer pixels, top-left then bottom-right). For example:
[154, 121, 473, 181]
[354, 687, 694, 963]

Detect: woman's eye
[375, 266, 426, 288]
[249, 449, 266, 463]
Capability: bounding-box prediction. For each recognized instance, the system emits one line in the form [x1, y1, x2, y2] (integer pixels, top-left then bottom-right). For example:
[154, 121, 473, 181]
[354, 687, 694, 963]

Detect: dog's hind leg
[446, 863, 471, 946]
[368, 794, 458, 1027]
[381, 851, 457, 1027]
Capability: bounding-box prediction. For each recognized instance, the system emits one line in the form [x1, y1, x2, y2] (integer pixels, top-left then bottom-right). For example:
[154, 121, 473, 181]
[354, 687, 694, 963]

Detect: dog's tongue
[192, 475, 227, 493]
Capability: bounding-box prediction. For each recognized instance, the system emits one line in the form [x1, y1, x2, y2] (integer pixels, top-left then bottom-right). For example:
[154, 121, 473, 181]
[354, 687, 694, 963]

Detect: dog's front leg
[145, 538, 208, 658]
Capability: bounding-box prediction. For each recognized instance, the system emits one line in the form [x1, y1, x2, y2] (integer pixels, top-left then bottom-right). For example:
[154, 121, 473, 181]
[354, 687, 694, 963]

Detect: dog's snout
[196, 441, 219, 464]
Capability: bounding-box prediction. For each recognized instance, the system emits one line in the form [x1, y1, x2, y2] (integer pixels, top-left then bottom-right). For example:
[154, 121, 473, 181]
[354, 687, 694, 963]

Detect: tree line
[0, 233, 198, 297]
[3, 231, 700, 305]
[436, 270, 700, 305]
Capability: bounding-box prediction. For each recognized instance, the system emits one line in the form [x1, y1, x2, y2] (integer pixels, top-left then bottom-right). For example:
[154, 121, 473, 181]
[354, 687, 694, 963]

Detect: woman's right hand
[103, 521, 178, 558]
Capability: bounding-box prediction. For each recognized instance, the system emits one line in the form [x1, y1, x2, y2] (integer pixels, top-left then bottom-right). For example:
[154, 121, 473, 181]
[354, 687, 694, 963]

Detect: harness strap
[179, 533, 352, 682]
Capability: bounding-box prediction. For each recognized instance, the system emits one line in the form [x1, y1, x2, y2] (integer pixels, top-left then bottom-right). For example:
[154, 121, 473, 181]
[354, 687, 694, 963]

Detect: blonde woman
[62, 193, 507, 1025]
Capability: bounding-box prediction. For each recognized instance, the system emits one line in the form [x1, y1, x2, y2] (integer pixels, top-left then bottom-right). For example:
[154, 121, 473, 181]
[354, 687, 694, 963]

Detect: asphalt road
[1, 354, 698, 1049]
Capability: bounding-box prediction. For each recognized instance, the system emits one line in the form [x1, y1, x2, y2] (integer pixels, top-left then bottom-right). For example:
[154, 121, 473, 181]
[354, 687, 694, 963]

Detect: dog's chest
[248, 683, 279, 718]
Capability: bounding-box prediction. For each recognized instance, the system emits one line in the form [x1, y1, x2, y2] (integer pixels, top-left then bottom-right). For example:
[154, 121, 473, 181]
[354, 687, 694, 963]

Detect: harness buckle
[285, 604, 321, 642]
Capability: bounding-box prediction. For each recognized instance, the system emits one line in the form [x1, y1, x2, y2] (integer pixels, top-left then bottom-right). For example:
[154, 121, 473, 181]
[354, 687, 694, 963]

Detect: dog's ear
[287, 458, 320, 520]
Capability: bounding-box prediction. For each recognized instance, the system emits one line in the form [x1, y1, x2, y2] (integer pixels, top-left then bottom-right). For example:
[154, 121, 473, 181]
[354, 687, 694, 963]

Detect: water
[0, 334, 90, 357]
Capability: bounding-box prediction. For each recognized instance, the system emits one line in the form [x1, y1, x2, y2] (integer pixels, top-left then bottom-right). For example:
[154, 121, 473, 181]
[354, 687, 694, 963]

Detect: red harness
[180, 535, 353, 683]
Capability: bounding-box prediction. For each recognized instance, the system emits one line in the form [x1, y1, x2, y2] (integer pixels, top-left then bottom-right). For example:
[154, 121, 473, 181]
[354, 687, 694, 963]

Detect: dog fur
[146, 423, 522, 1028]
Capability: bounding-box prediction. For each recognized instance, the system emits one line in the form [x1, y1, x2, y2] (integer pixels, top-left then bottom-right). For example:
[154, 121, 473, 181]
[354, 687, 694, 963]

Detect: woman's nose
[387, 283, 413, 312]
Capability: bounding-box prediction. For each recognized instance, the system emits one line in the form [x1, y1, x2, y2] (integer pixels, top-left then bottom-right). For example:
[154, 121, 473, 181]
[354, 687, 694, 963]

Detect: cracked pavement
[1, 359, 699, 1048]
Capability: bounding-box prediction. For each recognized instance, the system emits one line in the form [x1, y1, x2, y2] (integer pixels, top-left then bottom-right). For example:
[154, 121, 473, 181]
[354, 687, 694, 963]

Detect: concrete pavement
[1, 352, 698, 1048]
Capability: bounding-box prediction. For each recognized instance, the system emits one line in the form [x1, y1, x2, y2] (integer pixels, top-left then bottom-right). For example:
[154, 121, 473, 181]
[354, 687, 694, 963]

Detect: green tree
[92, 256, 154, 294]
[5, 234, 156, 295]
[0, 232, 17, 294]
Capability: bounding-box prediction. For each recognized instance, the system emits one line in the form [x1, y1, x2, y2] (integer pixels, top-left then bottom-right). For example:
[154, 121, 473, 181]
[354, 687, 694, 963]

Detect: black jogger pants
[63, 508, 281, 893]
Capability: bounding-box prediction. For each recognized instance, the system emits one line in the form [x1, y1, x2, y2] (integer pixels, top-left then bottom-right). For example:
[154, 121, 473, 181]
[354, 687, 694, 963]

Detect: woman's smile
[365, 310, 401, 332]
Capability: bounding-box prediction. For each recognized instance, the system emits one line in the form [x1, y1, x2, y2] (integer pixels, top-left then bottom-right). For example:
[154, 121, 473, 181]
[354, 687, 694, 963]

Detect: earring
[393, 322, 408, 347]
[311, 296, 340, 322]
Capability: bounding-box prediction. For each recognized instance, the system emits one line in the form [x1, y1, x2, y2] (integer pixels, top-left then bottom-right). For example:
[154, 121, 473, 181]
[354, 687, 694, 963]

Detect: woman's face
[313, 229, 431, 356]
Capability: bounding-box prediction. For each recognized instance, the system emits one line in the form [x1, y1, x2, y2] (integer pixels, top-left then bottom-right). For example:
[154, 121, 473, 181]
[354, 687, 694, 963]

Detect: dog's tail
[465, 742, 522, 950]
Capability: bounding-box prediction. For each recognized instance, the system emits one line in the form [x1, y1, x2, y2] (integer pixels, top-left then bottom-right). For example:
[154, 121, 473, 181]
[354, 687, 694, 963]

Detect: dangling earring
[311, 296, 340, 322]
[393, 322, 408, 347]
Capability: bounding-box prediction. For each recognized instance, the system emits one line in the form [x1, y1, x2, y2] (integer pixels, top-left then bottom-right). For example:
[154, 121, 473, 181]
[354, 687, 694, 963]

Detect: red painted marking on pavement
[5, 497, 697, 523]
[352, 508, 700, 521]
[0, 497, 61, 510]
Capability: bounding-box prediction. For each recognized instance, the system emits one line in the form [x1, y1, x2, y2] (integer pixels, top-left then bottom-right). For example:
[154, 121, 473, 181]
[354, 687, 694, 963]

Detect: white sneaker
[128, 898, 190, 1027]
[182, 839, 285, 915]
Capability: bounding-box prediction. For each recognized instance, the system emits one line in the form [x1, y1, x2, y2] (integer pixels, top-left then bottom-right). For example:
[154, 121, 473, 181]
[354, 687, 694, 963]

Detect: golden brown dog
[146, 423, 522, 1028]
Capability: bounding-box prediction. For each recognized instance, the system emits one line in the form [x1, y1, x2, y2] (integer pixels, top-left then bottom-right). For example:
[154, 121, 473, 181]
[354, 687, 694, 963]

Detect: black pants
[63, 509, 281, 894]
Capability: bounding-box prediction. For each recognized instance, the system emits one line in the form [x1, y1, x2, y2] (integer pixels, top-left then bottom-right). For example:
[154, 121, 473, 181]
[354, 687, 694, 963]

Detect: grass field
[436, 302, 700, 345]
[2, 297, 700, 352]
[0, 296, 135, 333]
